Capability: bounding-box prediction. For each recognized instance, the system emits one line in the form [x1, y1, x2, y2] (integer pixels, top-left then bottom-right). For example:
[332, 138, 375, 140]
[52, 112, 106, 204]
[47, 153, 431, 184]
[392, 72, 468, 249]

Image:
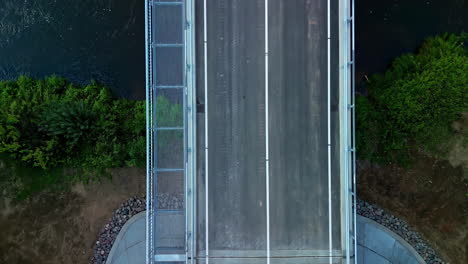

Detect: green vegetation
[0, 76, 145, 171]
[0, 76, 181, 198]
[357, 33, 468, 165]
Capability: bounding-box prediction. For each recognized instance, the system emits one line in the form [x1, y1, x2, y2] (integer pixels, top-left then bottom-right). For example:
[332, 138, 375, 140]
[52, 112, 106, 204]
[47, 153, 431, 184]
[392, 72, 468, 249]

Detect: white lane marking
[203, 0, 209, 263]
[327, 0, 332, 263]
[265, 0, 270, 263]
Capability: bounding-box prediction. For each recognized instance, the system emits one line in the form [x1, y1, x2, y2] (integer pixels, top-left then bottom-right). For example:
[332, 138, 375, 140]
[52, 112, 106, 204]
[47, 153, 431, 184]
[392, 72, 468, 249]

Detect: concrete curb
[104, 209, 427, 264]
[357, 215, 426, 264]
[106, 211, 146, 264]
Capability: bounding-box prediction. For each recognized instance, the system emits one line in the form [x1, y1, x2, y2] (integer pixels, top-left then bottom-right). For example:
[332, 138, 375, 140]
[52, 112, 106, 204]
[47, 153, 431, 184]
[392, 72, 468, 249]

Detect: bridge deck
[146, 0, 356, 263]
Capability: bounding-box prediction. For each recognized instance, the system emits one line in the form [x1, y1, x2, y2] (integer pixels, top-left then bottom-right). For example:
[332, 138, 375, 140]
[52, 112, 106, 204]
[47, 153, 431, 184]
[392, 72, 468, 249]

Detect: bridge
[145, 0, 356, 263]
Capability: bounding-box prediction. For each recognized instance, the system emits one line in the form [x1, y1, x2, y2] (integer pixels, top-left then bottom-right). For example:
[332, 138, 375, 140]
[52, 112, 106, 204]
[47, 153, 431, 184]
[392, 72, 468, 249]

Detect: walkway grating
[146, 0, 194, 263]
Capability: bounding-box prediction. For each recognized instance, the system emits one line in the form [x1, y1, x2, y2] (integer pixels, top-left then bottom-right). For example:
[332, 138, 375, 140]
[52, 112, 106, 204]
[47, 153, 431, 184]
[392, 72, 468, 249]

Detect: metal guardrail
[145, 1, 154, 263]
[341, 0, 357, 263]
[351, 0, 357, 261]
[185, 0, 196, 263]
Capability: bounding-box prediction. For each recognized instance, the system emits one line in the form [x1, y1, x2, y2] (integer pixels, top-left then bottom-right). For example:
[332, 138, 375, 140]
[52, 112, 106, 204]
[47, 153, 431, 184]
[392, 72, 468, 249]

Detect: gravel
[90, 193, 183, 264]
[91, 195, 443, 264]
[357, 198, 444, 264]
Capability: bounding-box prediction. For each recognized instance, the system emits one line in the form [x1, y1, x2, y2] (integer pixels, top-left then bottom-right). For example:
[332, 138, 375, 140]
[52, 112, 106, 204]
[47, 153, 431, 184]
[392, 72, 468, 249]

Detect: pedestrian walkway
[106, 210, 185, 264]
[106, 211, 145, 264]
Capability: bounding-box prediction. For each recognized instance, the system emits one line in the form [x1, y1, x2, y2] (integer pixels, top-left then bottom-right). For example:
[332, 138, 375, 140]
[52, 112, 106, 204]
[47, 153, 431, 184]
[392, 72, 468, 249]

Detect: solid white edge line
[265, 0, 270, 264]
[327, 0, 332, 263]
[203, 0, 209, 263]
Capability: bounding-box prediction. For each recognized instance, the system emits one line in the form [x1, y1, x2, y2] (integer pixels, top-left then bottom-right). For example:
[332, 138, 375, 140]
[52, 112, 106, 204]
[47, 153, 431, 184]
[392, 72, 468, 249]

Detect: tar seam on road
[203, 0, 209, 263]
[264, 0, 270, 263]
[327, 0, 333, 263]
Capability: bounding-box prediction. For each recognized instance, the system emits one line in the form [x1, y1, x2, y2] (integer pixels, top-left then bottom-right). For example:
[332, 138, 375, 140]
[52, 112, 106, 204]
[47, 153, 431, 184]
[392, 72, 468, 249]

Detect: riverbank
[0, 167, 145, 264]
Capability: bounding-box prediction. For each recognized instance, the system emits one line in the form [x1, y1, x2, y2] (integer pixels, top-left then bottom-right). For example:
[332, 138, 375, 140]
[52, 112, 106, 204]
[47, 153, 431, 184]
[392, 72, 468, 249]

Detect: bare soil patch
[0, 167, 145, 264]
[358, 156, 468, 264]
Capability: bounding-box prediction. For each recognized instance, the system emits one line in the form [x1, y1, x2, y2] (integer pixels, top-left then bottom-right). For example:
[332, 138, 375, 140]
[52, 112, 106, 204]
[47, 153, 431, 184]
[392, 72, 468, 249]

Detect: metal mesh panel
[155, 46, 184, 85]
[155, 89, 184, 127]
[155, 5, 183, 44]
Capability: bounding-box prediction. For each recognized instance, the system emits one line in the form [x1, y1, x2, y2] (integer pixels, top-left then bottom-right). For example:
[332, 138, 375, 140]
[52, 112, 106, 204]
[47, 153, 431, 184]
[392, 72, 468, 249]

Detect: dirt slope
[358, 157, 468, 264]
[0, 168, 145, 264]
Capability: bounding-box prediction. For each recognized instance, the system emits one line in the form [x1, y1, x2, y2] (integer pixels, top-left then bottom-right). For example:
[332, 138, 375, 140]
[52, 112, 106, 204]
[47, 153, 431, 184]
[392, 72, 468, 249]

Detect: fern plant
[39, 100, 97, 147]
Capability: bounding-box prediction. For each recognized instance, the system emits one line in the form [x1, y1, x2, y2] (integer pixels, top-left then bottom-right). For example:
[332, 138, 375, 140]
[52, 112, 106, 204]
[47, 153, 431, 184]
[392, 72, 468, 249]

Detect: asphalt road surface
[196, 0, 342, 262]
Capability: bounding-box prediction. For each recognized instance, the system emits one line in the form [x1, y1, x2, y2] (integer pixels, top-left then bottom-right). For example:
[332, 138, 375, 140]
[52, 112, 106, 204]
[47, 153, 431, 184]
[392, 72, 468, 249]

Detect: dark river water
[0, 0, 144, 99]
[356, 0, 467, 86]
[0, 0, 466, 98]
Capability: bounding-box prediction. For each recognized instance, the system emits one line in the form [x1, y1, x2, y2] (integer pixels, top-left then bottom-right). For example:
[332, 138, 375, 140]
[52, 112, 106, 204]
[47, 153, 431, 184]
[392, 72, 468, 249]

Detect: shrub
[0, 76, 146, 171]
[357, 33, 468, 165]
